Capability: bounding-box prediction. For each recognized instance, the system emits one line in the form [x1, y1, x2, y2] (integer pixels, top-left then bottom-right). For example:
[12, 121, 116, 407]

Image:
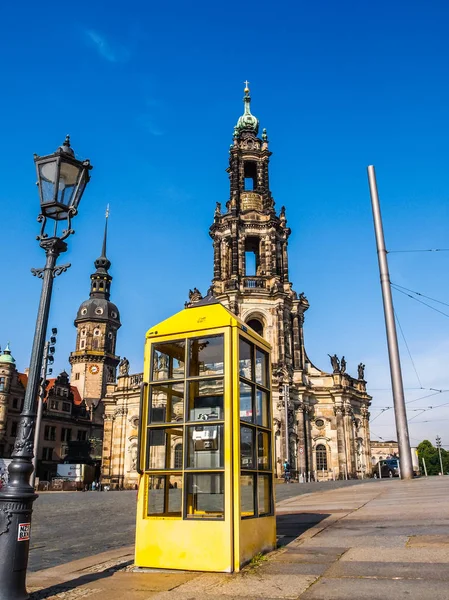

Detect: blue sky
[1, 1, 448, 447]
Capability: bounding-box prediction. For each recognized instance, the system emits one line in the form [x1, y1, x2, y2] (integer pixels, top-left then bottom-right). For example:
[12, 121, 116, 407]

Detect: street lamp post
[436, 436, 444, 476]
[0, 136, 91, 600]
[30, 328, 57, 489]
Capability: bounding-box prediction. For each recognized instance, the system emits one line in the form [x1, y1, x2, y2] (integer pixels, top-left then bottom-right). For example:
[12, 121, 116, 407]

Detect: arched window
[174, 443, 183, 469]
[247, 318, 264, 337]
[316, 444, 328, 471]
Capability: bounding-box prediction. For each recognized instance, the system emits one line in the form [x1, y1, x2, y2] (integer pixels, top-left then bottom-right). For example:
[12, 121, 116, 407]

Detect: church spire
[90, 207, 112, 300]
[234, 81, 259, 137]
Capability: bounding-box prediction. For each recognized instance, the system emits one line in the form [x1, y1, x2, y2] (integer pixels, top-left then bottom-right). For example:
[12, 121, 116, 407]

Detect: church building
[99, 86, 372, 488]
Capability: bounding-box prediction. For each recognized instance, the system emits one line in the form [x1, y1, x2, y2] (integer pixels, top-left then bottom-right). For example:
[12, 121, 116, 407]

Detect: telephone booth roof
[146, 300, 270, 350]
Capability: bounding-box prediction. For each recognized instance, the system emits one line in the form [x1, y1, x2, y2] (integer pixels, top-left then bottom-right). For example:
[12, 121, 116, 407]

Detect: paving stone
[340, 546, 449, 563]
[259, 562, 328, 576]
[325, 560, 449, 581]
[300, 577, 449, 600]
[275, 552, 339, 565]
[302, 534, 409, 548]
[408, 535, 449, 546]
[85, 572, 197, 592]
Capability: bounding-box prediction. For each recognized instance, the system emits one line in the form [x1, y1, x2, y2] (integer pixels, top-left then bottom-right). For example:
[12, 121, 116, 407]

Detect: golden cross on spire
[244, 80, 250, 92]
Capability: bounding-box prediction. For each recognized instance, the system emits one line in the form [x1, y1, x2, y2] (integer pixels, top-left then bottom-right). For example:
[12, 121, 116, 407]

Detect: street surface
[28, 477, 449, 600]
[30, 478, 376, 571]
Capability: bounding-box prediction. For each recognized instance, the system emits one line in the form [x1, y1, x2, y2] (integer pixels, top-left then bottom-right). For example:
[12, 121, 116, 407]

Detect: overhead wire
[388, 248, 449, 254]
[394, 309, 422, 388]
[391, 283, 449, 309]
[392, 285, 449, 318]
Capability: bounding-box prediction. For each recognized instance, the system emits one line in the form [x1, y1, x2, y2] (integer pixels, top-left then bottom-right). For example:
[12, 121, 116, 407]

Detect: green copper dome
[0, 342, 15, 364]
[235, 84, 259, 136]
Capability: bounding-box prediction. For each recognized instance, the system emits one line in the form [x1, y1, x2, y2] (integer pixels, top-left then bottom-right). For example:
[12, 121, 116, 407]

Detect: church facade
[99, 87, 372, 488]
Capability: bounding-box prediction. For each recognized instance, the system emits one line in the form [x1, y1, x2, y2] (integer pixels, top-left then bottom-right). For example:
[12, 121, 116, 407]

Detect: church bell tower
[210, 84, 309, 372]
[69, 211, 121, 414]
[208, 84, 311, 473]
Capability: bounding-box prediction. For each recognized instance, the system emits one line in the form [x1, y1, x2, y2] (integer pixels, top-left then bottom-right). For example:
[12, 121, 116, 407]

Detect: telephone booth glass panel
[145, 334, 225, 520]
[239, 336, 273, 519]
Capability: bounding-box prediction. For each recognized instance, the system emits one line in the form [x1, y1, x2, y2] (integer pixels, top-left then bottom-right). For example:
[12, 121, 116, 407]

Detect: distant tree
[417, 440, 449, 475]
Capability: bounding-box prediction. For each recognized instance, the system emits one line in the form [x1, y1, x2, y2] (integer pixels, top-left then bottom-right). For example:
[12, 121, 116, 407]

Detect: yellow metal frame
[135, 302, 276, 572]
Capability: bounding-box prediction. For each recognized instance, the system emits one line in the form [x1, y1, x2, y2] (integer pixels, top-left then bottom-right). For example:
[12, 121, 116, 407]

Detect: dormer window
[95, 307, 104, 315]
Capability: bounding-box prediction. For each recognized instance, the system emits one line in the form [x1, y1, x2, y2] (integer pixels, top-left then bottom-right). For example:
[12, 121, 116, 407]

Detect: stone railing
[118, 372, 143, 389]
[243, 278, 266, 289]
[129, 373, 143, 387]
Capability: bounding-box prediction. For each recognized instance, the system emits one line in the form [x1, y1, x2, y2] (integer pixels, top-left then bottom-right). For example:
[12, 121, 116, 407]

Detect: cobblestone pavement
[30, 478, 378, 572]
[28, 478, 448, 600]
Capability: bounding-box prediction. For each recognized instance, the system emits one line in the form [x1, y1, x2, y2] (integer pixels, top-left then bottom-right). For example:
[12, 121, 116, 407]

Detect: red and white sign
[18, 523, 30, 542]
[299, 447, 304, 455]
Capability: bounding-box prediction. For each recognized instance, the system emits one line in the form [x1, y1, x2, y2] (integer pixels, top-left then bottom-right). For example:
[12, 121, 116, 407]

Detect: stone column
[296, 402, 307, 475]
[277, 306, 285, 364]
[272, 236, 278, 276]
[231, 223, 238, 276]
[213, 238, 221, 280]
[361, 405, 372, 475]
[334, 404, 346, 479]
[292, 314, 301, 369]
[304, 404, 313, 478]
[276, 240, 283, 280]
[282, 241, 289, 281]
[101, 413, 115, 484]
[265, 235, 272, 276]
[239, 232, 245, 277]
[343, 405, 355, 477]
[299, 314, 306, 368]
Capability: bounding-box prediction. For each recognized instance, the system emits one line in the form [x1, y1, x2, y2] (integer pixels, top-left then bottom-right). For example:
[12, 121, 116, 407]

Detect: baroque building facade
[0, 345, 93, 482]
[100, 87, 372, 488]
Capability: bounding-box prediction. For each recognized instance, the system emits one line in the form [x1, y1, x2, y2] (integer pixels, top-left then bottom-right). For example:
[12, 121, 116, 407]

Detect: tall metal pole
[436, 436, 444, 475]
[367, 165, 414, 480]
[30, 342, 50, 489]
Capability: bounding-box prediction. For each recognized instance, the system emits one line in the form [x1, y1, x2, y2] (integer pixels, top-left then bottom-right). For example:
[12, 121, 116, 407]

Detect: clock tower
[69, 212, 121, 418]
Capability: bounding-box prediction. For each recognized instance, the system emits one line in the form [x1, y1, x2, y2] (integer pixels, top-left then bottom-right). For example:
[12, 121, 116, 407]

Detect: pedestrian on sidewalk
[283, 460, 291, 483]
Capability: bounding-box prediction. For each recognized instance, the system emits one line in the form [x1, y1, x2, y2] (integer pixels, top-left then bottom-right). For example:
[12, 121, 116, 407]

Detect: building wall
[102, 374, 142, 489]
[370, 440, 399, 464]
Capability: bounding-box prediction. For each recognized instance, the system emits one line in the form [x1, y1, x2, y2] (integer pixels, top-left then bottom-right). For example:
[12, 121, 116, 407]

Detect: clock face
[89, 364, 100, 375]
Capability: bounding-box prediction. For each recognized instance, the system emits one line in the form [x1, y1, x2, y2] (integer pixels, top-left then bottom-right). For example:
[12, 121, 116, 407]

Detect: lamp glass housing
[35, 150, 91, 221]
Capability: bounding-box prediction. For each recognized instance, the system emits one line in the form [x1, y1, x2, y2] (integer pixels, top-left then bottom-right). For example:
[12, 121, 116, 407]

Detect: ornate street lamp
[0, 136, 92, 600]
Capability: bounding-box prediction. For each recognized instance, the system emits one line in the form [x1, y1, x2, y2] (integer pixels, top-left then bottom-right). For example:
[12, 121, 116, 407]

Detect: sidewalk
[28, 477, 449, 599]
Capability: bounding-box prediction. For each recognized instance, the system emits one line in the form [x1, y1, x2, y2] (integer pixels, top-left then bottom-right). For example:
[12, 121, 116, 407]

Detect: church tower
[209, 83, 310, 472]
[69, 212, 121, 415]
[207, 85, 372, 478]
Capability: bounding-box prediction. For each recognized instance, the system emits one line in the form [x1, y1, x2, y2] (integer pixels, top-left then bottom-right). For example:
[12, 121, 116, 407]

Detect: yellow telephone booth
[135, 300, 276, 572]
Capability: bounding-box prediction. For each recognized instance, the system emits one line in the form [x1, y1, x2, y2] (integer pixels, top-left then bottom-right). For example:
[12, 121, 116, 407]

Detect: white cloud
[84, 29, 130, 63]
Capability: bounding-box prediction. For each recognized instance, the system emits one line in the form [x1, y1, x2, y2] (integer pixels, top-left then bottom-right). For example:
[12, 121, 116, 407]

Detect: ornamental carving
[13, 417, 35, 457]
[239, 138, 260, 151]
[241, 192, 262, 211]
[0, 507, 12, 536]
[334, 405, 344, 417]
